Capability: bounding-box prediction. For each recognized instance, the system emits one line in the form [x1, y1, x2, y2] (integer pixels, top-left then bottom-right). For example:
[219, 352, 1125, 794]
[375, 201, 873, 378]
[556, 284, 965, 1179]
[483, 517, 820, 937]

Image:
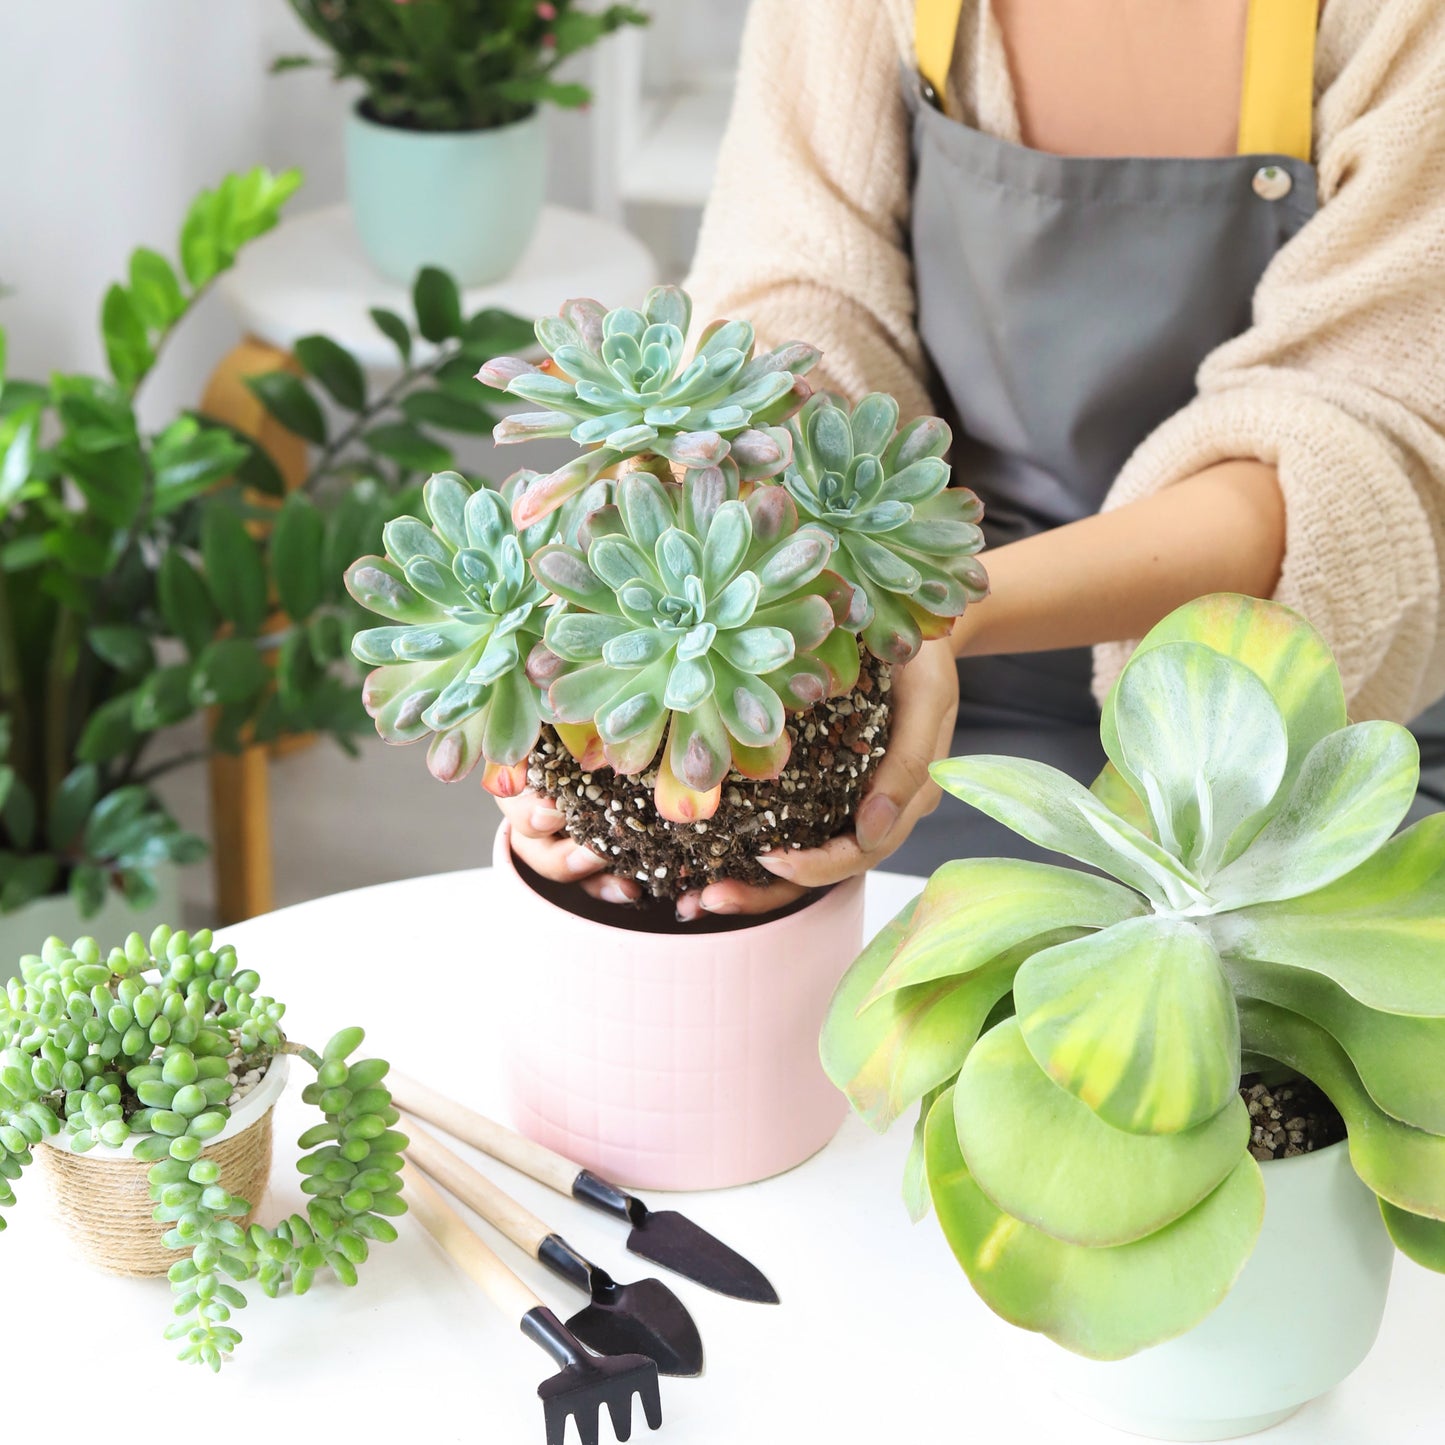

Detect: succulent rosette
[528, 466, 864, 823]
[479, 287, 819, 528]
[345, 470, 598, 797]
[822, 593, 1445, 1360]
[781, 392, 988, 663]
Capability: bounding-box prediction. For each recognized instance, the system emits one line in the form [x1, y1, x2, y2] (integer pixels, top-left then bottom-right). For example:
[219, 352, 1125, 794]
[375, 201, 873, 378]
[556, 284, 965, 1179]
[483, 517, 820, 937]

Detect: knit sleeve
[683, 0, 934, 420]
[1094, 1, 1445, 723]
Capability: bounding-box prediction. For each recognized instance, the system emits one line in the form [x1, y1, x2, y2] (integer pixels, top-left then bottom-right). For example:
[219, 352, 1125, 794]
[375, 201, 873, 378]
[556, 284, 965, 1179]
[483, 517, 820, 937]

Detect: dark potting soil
[528, 648, 892, 900]
[1240, 1073, 1346, 1161]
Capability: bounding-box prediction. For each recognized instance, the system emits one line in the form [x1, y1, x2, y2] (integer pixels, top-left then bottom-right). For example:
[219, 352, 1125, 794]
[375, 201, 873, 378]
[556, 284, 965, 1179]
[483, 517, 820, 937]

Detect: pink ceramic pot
[494, 825, 864, 1191]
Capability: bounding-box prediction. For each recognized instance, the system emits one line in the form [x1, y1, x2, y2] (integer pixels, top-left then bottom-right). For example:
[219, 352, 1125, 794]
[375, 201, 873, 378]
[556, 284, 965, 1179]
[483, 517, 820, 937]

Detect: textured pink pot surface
[494, 825, 863, 1191]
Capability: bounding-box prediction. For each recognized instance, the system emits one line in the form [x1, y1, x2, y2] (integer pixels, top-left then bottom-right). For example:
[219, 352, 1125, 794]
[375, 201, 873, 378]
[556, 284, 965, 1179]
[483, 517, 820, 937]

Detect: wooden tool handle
[389, 1072, 580, 1196]
[404, 1118, 555, 1259]
[402, 1160, 544, 1325]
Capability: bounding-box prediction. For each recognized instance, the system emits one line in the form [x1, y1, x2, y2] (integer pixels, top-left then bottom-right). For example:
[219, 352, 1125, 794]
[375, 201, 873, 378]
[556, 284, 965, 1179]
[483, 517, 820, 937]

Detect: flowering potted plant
[0, 924, 405, 1369]
[273, 0, 649, 284]
[345, 285, 987, 1189]
[821, 593, 1445, 1439]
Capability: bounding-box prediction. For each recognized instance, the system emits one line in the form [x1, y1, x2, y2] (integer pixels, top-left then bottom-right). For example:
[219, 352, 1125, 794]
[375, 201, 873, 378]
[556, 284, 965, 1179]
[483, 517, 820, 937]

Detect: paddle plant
[822, 593, 1445, 1359]
[347, 287, 986, 896]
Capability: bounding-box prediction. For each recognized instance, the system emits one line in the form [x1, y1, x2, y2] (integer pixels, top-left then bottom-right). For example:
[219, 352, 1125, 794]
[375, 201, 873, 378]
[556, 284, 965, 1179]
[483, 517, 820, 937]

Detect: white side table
[199, 205, 659, 925]
[220, 203, 660, 366]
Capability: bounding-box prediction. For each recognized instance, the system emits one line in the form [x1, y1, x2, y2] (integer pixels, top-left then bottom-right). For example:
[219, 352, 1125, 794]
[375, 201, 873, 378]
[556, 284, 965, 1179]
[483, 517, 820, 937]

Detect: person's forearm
[953, 459, 1286, 657]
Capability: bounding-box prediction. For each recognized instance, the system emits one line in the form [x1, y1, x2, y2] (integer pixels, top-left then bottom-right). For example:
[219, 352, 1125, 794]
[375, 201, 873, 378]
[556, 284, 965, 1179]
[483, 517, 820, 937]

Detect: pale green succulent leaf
[530, 545, 614, 612]
[710, 571, 761, 630]
[713, 625, 794, 674]
[930, 754, 1207, 909]
[882, 415, 951, 472]
[588, 535, 652, 591]
[1015, 916, 1240, 1135]
[711, 655, 785, 748]
[903, 1086, 947, 1223]
[382, 516, 450, 567]
[422, 472, 471, 550]
[953, 1019, 1249, 1247]
[344, 558, 435, 625]
[663, 655, 714, 712]
[598, 626, 668, 670]
[867, 856, 1147, 999]
[547, 661, 628, 725]
[656, 529, 703, 593]
[544, 612, 630, 662]
[1380, 1200, 1445, 1273]
[1209, 814, 1445, 1016]
[667, 696, 732, 791]
[701, 500, 752, 593]
[1108, 643, 1287, 873]
[351, 622, 477, 666]
[464, 485, 511, 551]
[1088, 760, 1155, 837]
[1223, 954, 1445, 1133]
[755, 533, 831, 600]
[927, 1085, 1264, 1361]
[1208, 720, 1418, 910]
[849, 392, 902, 457]
[1239, 1000, 1445, 1222]
[480, 666, 538, 766]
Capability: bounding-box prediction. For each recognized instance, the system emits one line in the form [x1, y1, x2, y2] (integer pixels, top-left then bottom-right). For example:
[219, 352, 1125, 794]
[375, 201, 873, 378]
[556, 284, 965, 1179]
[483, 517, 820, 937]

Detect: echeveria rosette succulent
[781, 392, 988, 663]
[346, 469, 601, 798]
[527, 466, 863, 823]
[0, 926, 404, 1369]
[479, 286, 819, 529]
[821, 593, 1445, 1361]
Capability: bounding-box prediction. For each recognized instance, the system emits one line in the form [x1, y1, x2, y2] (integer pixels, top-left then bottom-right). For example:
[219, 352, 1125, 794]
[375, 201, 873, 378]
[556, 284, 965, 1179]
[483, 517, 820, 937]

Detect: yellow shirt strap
[915, 0, 964, 113]
[1237, 0, 1320, 162]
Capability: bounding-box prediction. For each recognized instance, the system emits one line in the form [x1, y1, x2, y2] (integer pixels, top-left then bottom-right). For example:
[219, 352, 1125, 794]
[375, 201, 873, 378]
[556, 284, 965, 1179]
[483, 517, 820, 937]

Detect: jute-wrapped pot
[35, 1055, 288, 1277]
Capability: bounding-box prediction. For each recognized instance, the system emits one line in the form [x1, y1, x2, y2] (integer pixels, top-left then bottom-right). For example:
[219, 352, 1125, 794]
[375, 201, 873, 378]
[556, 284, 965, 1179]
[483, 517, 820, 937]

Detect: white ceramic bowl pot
[1042, 1138, 1395, 1442]
[345, 104, 546, 286]
[34, 1053, 289, 1277]
[493, 825, 865, 1191]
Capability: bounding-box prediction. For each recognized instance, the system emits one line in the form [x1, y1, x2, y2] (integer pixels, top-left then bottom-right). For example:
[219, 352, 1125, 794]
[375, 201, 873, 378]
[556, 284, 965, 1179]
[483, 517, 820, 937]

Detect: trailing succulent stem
[822, 594, 1445, 1359]
[0, 926, 404, 1369]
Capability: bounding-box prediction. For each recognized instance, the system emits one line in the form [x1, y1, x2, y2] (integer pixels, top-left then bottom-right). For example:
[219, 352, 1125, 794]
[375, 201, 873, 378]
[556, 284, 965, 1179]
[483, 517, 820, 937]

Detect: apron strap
[915, 0, 964, 113]
[1237, 0, 1320, 162]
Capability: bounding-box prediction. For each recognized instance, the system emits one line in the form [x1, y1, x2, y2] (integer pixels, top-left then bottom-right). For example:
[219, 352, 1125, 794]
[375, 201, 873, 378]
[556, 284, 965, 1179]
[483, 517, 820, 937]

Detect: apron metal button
[1252, 166, 1293, 201]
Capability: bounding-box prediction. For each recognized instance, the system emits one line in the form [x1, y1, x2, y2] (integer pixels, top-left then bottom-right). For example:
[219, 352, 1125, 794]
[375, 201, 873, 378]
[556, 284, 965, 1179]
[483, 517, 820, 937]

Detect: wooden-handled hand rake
[403, 1161, 663, 1445]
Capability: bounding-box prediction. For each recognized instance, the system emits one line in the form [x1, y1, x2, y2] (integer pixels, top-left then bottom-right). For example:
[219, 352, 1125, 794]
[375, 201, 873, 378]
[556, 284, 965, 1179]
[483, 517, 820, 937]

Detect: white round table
[219, 202, 660, 366]
[3, 870, 1439, 1442]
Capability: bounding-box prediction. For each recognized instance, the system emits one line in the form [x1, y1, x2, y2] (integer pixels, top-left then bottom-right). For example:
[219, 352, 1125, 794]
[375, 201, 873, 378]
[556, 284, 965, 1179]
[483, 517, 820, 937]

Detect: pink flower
[537, 2, 557, 17]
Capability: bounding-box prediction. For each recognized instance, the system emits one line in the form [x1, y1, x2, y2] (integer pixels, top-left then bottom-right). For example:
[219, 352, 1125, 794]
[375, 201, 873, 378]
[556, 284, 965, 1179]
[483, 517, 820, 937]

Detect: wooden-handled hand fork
[403, 1160, 663, 1445]
[405, 1121, 704, 1376]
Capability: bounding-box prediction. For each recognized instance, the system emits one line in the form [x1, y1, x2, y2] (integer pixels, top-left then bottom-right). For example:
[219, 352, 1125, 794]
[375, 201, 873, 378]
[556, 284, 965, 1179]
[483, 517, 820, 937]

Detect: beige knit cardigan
[685, 0, 1445, 722]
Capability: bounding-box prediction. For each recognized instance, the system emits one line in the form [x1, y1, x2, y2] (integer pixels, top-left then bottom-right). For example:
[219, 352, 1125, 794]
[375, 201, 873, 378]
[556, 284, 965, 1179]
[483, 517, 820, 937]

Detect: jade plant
[822, 593, 1445, 1360]
[345, 287, 986, 897]
[0, 925, 406, 1369]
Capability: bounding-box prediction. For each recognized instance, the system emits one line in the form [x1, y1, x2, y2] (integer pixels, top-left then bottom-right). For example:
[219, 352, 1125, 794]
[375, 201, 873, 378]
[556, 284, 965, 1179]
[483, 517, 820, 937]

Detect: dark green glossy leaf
[151, 419, 249, 513]
[462, 307, 537, 358]
[272, 493, 325, 620]
[190, 639, 269, 708]
[0, 853, 59, 912]
[68, 863, 109, 919]
[401, 389, 495, 435]
[201, 507, 268, 634]
[413, 267, 463, 343]
[158, 549, 222, 656]
[101, 284, 155, 389]
[244, 371, 327, 446]
[363, 423, 451, 473]
[75, 692, 140, 763]
[87, 623, 155, 675]
[49, 765, 100, 851]
[295, 334, 367, 411]
[82, 786, 151, 857]
[128, 248, 187, 330]
[131, 663, 196, 732]
[2, 774, 36, 851]
[369, 307, 412, 365]
[62, 438, 145, 527]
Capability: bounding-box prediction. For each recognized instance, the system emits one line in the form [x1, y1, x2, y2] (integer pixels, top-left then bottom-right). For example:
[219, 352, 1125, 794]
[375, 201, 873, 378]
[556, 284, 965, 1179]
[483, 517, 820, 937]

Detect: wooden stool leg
[199, 338, 310, 922]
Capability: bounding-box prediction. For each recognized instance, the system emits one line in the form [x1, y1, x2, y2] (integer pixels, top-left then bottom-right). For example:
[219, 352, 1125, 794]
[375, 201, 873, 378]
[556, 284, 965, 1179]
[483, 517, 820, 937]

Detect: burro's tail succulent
[479, 286, 818, 528]
[528, 465, 863, 823]
[821, 593, 1445, 1360]
[345, 469, 600, 798]
[780, 391, 988, 663]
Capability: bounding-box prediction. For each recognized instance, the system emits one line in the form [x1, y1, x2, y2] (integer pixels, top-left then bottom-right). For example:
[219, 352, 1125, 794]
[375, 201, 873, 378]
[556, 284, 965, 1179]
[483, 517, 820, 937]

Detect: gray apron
[890, 61, 1323, 873]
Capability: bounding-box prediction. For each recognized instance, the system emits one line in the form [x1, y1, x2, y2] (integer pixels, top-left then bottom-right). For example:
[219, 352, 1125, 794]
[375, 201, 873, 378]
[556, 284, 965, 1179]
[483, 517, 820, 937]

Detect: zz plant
[0, 925, 405, 1369]
[348, 287, 986, 873]
[822, 593, 1445, 1360]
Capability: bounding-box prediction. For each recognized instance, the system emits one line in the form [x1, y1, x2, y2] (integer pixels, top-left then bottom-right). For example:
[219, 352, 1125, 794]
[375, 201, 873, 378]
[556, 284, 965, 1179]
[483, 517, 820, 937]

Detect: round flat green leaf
[868, 856, 1146, 1000]
[1102, 595, 1346, 840]
[953, 1018, 1250, 1246]
[927, 1086, 1265, 1361]
[1225, 955, 1445, 1133]
[1015, 916, 1240, 1134]
[1108, 643, 1287, 875]
[1210, 814, 1445, 1016]
[1208, 721, 1418, 911]
[1380, 1200, 1445, 1272]
[1239, 1000, 1445, 1223]
[931, 754, 1205, 910]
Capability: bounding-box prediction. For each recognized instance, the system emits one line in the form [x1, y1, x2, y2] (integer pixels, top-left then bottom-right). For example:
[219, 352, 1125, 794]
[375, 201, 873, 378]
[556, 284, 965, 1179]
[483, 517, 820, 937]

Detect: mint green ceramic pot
[345, 105, 546, 286]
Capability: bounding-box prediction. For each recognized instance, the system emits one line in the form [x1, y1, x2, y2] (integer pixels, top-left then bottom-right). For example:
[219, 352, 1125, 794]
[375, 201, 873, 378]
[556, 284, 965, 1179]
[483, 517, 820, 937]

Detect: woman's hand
[674, 636, 960, 919]
[497, 792, 643, 905]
